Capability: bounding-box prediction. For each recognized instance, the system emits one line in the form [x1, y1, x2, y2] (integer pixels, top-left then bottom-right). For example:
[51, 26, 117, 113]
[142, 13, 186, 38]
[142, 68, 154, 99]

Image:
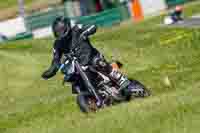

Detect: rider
[41, 16, 131, 90]
[170, 5, 183, 22]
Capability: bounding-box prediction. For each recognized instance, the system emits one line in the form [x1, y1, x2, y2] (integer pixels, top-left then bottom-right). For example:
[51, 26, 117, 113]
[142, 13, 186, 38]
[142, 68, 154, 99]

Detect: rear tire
[128, 79, 151, 98]
[142, 88, 151, 97]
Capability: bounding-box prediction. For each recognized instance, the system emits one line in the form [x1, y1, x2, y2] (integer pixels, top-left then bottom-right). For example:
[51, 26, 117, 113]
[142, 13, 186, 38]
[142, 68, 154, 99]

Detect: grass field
[1, 3, 200, 133]
[0, 0, 61, 9]
[0, 0, 33, 9]
[0, 0, 61, 21]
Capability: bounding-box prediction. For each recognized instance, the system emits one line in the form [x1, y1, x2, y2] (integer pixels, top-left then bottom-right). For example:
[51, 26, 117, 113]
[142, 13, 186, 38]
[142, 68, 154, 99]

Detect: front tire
[76, 93, 99, 113]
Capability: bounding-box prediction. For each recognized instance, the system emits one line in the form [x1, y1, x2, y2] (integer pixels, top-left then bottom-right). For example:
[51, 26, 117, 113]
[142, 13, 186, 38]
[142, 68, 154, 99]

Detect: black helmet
[52, 16, 71, 39]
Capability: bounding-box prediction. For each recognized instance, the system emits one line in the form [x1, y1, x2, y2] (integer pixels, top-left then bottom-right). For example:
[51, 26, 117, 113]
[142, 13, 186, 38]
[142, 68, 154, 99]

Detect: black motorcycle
[60, 47, 150, 113]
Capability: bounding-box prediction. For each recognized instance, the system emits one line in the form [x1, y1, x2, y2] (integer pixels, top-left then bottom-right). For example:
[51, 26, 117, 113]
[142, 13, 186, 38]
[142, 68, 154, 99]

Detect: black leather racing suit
[42, 24, 130, 90]
[42, 24, 99, 78]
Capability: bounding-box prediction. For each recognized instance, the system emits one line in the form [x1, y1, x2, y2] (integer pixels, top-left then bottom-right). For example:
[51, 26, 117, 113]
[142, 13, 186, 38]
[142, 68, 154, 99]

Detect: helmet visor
[54, 22, 66, 38]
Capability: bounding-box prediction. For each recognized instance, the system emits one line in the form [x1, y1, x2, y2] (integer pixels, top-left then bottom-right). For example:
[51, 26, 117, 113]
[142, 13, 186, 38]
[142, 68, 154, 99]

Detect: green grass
[1, 3, 200, 133]
[0, 0, 61, 21]
[0, 0, 35, 9]
[0, 0, 60, 9]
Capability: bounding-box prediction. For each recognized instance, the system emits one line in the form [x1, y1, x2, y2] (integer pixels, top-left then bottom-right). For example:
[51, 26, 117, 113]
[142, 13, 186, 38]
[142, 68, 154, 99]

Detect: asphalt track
[172, 18, 200, 27]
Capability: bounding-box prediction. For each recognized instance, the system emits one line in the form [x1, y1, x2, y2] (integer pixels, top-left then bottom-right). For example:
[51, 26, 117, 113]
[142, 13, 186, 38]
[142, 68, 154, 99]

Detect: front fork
[75, 60, 102, 107]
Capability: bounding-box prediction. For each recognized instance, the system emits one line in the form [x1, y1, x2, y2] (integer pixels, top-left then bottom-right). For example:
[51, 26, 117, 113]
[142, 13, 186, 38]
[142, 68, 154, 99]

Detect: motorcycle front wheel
[76, 93, 99, 113]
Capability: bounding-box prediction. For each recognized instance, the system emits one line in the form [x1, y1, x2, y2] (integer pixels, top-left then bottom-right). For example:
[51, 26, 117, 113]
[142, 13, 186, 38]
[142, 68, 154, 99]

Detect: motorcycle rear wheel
[126, 79, 151, 100]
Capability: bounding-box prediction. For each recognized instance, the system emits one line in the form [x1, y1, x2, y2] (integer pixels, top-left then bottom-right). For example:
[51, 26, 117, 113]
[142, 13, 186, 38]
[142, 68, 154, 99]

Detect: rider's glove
[41, 63, 60, 80]
[80, 33, 87, 41]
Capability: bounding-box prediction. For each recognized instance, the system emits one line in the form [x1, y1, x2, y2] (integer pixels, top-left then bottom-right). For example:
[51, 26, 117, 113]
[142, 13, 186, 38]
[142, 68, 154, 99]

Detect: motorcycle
[59, 46, 151, 113]
[164, 15, 184, 25]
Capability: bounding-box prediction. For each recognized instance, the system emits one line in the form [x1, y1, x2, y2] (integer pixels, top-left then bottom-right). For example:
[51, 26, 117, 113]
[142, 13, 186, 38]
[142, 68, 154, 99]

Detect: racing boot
[109, 69, 131, 91]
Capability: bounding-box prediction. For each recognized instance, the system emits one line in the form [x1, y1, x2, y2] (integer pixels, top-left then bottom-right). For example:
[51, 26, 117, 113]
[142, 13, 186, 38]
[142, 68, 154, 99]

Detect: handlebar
[60, 36, 83, 70]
